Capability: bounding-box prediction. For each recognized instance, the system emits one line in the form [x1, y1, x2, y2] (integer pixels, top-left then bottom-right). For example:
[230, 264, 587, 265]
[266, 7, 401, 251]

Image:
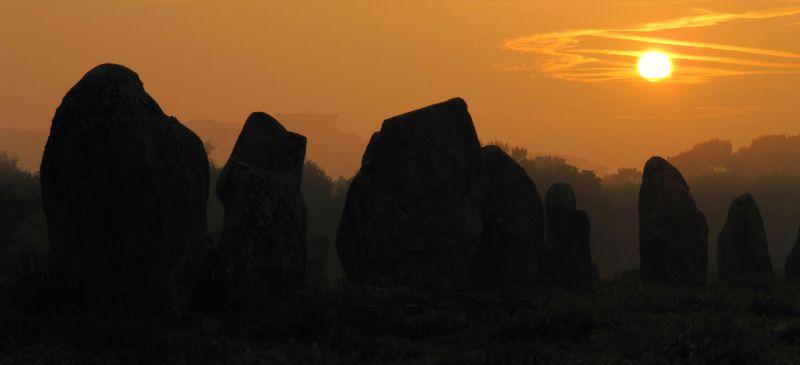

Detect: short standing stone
[542, 183, 593, 288]
[40, 64, 209, 315]
[717, 193, 773, 282]
[216, 113, 307, 304]
[638, 156, 708, 285]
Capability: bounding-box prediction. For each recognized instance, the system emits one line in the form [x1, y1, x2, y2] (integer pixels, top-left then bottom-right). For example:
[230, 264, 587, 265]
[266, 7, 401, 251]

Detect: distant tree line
[2, 133, 800, 281]
[491, 135, 800, 276]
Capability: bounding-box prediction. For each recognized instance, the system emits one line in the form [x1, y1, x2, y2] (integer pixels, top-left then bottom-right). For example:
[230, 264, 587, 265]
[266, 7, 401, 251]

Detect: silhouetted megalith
[638, 156, 708, 285]
[216, 113, 307, 303]
[545, 182, 576, 216]
[785, 228, 800, 281]
[541, 183, 593, 288]
[473, 145, 545, 290]
[717, 193, 773, 282]
[40, 64, 209, 314]
[339, 98, 545, 291]
[337, 98, 483, 291]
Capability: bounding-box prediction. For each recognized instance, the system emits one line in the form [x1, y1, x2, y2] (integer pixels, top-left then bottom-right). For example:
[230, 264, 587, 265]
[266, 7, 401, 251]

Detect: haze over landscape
[6, 2, 800, 363]
[2, 0, 799, 174]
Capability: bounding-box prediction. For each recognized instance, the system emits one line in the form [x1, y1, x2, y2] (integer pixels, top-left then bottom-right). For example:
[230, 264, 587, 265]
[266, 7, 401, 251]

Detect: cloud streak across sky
[502, 6, 800, 83]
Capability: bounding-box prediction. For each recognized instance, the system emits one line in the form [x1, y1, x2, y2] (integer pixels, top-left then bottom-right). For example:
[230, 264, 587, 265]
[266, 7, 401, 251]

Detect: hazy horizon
[2, 0, 799, 173]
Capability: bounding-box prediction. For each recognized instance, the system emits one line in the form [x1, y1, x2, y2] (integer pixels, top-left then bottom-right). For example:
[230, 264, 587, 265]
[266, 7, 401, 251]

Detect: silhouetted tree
[301, 161, 349, 285]
[0, 151, 39, 279]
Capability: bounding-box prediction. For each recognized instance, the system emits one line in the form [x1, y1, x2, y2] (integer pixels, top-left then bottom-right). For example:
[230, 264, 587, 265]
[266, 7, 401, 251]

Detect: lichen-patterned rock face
[786, 229, 800, 281]
[541, 183, 593, 289]
[216, 113, 307, 304]
[40, 64, 209, 315]
[638, 156, 708, 286]
[717, 194, 773, 282]
[473, 145, 545, 290]
[337, 98, 546, 292]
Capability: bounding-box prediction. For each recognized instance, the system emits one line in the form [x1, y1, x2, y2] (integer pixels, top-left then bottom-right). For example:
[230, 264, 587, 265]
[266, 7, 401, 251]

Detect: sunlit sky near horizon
[1, 0, 799, 172]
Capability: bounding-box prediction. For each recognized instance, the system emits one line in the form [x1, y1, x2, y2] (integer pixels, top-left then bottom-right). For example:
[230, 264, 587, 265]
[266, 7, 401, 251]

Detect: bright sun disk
[637, 52, 672, 82]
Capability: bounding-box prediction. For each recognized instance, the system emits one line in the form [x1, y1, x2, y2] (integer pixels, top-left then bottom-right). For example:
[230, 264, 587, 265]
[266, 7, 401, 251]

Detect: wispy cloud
[502, 6, 800, 83]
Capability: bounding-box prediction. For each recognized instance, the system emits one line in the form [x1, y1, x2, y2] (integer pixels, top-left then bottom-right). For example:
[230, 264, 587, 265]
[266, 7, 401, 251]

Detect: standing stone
[216, 113, 307, 304]
[638, 156, 708, 285]
[40, 64, 209, 315]
[337, 98, 546, 291]
[545, 183, 576, 217]
[785, 228, 800, 281]
[337, 98, 483, 292]
[541, 183, 593, 289]
[717, 193, 773, 282]
[473, 145, 545, 290]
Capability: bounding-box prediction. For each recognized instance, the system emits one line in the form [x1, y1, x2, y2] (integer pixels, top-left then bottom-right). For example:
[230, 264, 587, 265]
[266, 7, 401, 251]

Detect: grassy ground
[2, 273, 800, 364]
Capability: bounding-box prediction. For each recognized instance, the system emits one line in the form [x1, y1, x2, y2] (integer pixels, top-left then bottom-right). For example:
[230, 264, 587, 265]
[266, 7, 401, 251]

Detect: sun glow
[637, 52, 672, 82]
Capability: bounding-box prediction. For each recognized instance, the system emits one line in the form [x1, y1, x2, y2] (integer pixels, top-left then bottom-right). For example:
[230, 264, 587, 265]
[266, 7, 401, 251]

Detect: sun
[637, 52, 672, 82]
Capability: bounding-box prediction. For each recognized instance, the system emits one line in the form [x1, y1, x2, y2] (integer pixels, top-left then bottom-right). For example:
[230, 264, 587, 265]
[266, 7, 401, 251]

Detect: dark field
[3, 273, 800, 364]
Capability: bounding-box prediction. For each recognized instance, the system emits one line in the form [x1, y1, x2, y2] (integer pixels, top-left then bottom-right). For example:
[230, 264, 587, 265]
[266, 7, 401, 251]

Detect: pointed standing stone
[638, 156, 708, 286]
[717, 193, 773, 282]
[216, 113, 307, 305]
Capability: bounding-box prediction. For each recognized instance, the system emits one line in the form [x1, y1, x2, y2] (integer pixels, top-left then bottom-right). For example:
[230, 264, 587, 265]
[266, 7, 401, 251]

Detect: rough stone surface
[473, 145, 545, 290]
[40, 64, 209, 314]
[336, 98, 545, 291]
[638, 156, 708, 286]
[216, 113, 307, 303]
[541, 183, 593, 289]
[785, 228, 800, 281]
[717, 194, 773, 282]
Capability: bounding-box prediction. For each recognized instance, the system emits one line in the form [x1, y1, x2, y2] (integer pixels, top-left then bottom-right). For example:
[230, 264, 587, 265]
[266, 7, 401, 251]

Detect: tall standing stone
[638, 156, 708, 285]
[216, 113, 307, 304]
[717, 193, 773, 282]
[40, 64, 209, 314]
[785, 228, 800, 281]
[336, 98, 545, 291]
[337, 98, 483, 291]
[541, 183, 593, 289]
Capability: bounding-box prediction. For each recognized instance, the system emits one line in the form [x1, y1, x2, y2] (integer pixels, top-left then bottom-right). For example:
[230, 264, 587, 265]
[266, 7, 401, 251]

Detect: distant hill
[187, 114, 367, 178]
[0, 114, 368, 178]
[668, 134, 800, 178]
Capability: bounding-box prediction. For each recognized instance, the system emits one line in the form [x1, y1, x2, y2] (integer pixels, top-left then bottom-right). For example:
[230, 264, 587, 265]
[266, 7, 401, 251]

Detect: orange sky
[1, 0, 799, 173]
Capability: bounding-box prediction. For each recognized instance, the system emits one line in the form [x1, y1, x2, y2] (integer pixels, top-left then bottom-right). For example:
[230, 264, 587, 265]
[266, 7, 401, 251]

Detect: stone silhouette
[785, 228, 800, 281]
[717, 194, 773, 282]
[638, 156, 708, 286]
[216, 113, 307, 304]
[337, 98, 544, 291]
[473, 145, 545, 290]
[541, 183, 593, 289]
[545, 182, 577, 215]
[40, 64, 209, 315]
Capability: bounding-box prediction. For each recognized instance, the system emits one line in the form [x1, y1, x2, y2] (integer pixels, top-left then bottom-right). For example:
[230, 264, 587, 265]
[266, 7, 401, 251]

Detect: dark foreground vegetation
[5, 274, 800, 364]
